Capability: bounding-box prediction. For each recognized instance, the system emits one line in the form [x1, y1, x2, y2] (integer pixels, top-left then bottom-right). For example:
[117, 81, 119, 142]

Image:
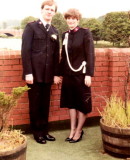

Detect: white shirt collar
[39, 17, 51, 27]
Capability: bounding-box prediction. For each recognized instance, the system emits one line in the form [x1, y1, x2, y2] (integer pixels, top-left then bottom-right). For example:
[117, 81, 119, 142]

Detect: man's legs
[28, 83, 51, 138]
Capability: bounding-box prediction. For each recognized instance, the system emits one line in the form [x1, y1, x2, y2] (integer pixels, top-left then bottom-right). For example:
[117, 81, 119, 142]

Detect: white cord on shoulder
[64, 33, 87, 73]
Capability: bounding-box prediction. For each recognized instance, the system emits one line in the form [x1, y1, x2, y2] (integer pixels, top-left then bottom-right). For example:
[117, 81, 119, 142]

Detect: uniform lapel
[48, 25, 55, 35]
[37, 20, 57, 40]
[37, 19, 46, 33]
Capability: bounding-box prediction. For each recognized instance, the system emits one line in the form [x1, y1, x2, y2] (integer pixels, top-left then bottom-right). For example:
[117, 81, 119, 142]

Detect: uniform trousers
[27, 82, 51, 138]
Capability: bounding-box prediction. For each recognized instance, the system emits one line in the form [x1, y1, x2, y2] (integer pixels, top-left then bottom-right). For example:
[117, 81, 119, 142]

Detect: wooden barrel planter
[0, 136, 27, 160]
[100, 119, 130, 158]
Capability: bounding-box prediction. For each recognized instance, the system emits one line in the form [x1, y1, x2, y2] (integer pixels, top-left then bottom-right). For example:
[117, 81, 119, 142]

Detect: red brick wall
[0, 48, 130, 125]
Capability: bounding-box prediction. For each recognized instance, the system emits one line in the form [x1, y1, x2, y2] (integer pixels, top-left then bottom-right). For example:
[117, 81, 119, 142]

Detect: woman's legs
[72, 111, 87, 140]
[68, 109, 77, 138]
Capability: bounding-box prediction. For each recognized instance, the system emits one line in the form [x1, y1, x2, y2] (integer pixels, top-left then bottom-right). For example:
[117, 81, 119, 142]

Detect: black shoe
[34, 136, 46, 144]
[69, 130, 84, 143]
[44, 134, 56, 141]
[65, 137, 73, 141]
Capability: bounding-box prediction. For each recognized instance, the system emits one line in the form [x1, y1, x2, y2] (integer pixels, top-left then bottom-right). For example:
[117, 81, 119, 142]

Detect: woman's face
[66, 17, 79, 30]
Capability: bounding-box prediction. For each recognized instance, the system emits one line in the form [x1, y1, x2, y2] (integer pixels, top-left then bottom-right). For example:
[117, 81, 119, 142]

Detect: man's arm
[21, 23, 34, 83]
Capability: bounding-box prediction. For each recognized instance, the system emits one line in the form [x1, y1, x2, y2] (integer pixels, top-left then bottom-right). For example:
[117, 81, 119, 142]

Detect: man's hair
[64, 8, 82, 20]
[41, 0, 57, 12]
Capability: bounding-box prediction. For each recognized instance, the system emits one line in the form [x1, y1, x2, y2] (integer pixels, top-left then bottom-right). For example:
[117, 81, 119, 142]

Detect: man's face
[41, 5, 56, 22]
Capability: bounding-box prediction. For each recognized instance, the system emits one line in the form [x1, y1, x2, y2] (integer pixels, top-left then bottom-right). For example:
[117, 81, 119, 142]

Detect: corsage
[50, 34, 57, 41]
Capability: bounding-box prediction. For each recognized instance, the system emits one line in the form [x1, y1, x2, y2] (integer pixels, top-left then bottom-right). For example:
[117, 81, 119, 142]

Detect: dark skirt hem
[60, 105, 92, 115]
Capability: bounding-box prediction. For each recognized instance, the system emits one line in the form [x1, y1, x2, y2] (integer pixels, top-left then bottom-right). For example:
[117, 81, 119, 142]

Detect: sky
[0, 0, 129, 21]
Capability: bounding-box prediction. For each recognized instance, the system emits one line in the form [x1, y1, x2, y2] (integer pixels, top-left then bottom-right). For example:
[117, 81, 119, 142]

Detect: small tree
[80, 18, 102, 44]
[0, 85, 30, 132]
[102, 11, 130, 47]
[21, 16, 38, 29]
[52, 12, 68, 40]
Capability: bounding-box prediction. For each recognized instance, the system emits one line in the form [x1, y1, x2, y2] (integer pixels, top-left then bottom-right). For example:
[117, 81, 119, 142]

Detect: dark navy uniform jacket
[21, 19, 60, 83]
[60, 27, 95, 77]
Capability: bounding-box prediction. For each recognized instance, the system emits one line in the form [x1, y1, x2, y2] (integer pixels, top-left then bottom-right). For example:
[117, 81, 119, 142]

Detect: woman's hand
[84, 76, 91, 87]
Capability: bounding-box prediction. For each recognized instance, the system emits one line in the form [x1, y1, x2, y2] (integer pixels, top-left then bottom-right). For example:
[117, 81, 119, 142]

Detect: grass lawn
[94, 40, 129, 48]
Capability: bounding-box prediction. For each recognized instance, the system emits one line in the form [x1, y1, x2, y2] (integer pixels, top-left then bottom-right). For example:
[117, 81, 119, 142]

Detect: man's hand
[84, 76, 91, 87]
[25, 74, 33, 84]
[54, 76, 62, 84]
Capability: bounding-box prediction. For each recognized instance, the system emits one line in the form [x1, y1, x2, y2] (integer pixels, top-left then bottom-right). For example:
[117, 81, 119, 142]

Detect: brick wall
[0, 48, 130, 125]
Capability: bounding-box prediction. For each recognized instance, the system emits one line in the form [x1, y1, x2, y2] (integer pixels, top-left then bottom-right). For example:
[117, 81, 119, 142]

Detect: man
[21, 0, 60, 144]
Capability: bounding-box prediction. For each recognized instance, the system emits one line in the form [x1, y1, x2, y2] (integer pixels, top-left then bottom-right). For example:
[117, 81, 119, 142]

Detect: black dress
[60, 26, 95, 114]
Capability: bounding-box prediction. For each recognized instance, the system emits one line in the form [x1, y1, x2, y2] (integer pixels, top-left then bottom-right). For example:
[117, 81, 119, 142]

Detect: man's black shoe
[44, 134, 56, 141]
[34, 136, 46, 144]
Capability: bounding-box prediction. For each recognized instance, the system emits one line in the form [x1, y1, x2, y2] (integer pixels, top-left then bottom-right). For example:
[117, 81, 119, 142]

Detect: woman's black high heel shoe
[69, 130, 84, 143]
[65, 131, 75, 141]
[65, 137, 73, 141]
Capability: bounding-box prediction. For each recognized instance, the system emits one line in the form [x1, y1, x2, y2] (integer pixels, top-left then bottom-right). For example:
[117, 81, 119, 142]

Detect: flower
[50, 34, 57, 41]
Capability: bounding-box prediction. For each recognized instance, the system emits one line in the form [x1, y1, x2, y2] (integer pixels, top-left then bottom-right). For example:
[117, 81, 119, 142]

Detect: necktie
[45, 24, 50, 31]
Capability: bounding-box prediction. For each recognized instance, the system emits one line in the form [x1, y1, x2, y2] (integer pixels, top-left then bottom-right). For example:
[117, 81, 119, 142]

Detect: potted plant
[99, 56, 130, 158]
[0, 85, 30, 160]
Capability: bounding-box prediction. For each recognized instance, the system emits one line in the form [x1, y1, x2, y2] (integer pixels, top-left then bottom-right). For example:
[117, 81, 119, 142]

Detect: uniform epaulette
[28, 21, 36, 24]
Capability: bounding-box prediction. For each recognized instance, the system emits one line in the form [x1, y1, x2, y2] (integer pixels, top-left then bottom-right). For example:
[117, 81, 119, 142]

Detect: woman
[60, 8, 95, 143]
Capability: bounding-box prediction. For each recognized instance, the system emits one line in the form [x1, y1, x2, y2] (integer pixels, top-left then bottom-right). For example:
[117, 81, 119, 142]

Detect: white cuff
[25, 74, 33, 81]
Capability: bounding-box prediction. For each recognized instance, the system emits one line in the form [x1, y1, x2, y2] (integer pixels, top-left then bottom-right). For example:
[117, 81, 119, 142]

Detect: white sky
[0, 0, 129, 21]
